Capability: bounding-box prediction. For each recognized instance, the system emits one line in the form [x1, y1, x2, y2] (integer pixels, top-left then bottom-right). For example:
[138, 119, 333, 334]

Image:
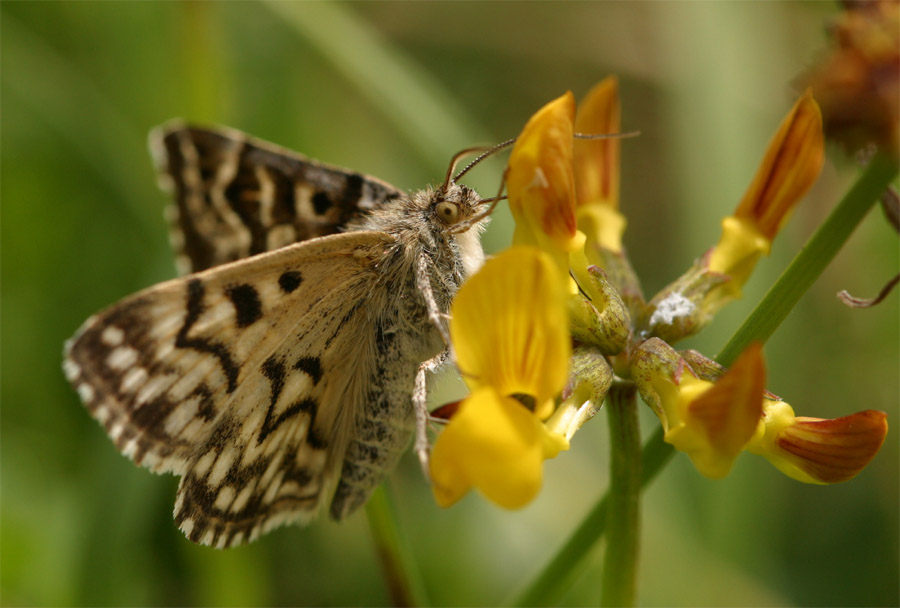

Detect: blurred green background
[2, 2, 897, 606]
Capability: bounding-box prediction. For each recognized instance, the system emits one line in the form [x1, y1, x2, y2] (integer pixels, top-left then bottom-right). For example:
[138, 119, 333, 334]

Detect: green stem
[601, 385, 641, 607]
[717, 154, 899, 366]
[365, 484, 428, 607]
[508, 154, 897, 606]
[507, 427, 674, 607]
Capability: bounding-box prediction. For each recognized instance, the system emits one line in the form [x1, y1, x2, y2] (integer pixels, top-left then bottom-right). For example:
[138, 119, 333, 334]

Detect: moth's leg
[413, 349, 450, 480]
[415, 254, 451, 348]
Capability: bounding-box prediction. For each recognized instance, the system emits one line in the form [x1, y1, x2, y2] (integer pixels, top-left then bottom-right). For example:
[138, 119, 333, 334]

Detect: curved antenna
[575, 130, 641, 141]
[452, 137, 517, 183]
[442, 145, 495, 189]
[449, 131, 639, 186]
[446, 129, 640, 232]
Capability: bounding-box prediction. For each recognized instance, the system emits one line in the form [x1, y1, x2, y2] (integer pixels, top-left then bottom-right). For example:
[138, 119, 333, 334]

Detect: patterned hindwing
[149, 122, 405, 274]
[63, 231, 395, 547]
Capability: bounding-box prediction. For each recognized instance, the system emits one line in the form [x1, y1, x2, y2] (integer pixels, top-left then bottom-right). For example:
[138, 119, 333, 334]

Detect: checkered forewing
[150, 122, 405, 274]
[64, 231, 394, 547]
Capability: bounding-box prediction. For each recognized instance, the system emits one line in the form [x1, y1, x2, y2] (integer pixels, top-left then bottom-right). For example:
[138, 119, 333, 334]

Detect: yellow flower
[646, 93, 826, 343]
[633, 339, 765, 478]
[745, 402, 888, 484]
[430, 388, 568, 509]
[635, 338, 888, 484]
[569, 77, 645, 319]
[708, 91, 825, 292]
[506, 86, 631, 353]
[449, 248, 571, 416]
[574, 76, 627, 254]
[506, 91, 581, 272]
[430, 247, 571, 509]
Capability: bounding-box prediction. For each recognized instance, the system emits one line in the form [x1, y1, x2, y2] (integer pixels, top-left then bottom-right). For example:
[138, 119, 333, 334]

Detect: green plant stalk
[600, 385, 641, 607]
[507, 422, 675, 607]
[717, 153, 899, 366]
[365, 484, 429, 607]
[508, 154, 897, 606]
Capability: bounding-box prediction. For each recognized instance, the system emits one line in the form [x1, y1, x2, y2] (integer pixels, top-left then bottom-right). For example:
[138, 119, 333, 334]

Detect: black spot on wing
[261, 356, 286, 406]
[294, 356, 323, 385]
[341, 173, 364, 206]
[225, 284, 262, 327]
[278, 271, 303, 293]
[284, 466, 315, 487]
[259, 355, 323, 444]
[222, 159, 269, 257]
[305, 421, 328, 450]
[176, 279, 240, 392]
[312, 191, 331, 216]
[269, 168, 297, 222]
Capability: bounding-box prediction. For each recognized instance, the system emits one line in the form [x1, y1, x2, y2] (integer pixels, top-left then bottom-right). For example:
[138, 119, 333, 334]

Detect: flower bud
[572, 77, 645, 311]
[568, 263, 630, 355]
[707, 92, 824, 299]
[546, 346, 614, 441]
[641, 260, 729, 344]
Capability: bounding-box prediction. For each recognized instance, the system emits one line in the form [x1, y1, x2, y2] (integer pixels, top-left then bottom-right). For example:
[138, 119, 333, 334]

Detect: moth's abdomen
[328, 311, 437, 520]
[329, 414, 415, 520]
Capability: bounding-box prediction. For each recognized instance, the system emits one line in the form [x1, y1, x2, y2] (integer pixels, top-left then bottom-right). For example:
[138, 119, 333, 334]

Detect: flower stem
[601, 384, 641, 607]
[506, 425, 673, 607]
[365, 484, 428, 607]
[506, 154, 897, 606]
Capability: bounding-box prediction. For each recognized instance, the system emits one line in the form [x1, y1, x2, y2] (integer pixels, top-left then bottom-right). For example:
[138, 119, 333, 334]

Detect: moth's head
[422, 140, 516, 276]
[424, 182, 487, 277]
[428, 182, 490, 235]
[429, 140, 515, 236]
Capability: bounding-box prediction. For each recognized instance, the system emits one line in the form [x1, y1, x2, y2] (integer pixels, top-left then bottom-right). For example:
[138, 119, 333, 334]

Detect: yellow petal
[707, 92, 824, 292]
[507, 92, 579, 257]
[576, 204, 627, 254]
[429, 388, 568, 509]
[633, 339, 765, 479]
[706, 215, 771, 282]
[450, 247, 570, 417]
[676, 343, 765, 478]
[733, 90, 824, 240]
[573, 77, 627, 253]
[746, 402, 888, 484]
[574, 76, 621, 211]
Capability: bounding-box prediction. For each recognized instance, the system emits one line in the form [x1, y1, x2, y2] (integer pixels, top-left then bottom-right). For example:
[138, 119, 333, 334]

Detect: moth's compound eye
[435, 201, 461, 224]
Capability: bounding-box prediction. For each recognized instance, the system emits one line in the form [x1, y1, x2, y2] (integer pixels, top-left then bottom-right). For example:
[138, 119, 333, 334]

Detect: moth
[63, 122, 496, 548]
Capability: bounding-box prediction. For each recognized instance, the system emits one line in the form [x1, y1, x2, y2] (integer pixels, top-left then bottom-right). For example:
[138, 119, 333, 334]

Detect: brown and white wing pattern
[63, 231, 394, 547]
[150, 122, 405, 273]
